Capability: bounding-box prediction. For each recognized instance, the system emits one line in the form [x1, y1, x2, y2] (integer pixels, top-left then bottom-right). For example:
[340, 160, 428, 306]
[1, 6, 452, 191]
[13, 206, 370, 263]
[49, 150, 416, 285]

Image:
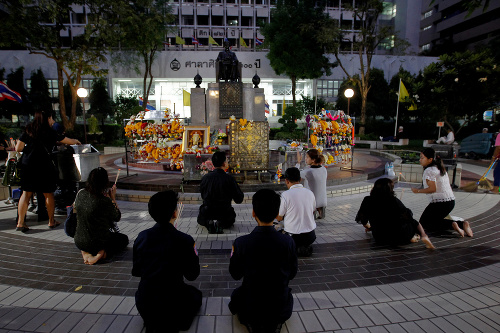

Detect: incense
[114, 169, 121, 185]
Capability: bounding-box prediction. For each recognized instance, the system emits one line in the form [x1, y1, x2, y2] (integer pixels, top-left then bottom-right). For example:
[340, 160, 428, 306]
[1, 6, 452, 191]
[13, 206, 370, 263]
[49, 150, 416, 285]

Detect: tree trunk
[56, 63, 71, 130]
[291, 75, 297, 108]
[359, 88, 368, 135]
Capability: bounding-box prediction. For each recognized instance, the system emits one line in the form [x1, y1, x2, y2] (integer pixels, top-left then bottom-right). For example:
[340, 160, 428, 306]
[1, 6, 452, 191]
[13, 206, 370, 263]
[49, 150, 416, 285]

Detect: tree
[316, 0, 408, 135]
[260, 0, 333, 109]
[114, 94, 143, 126]
[415, 50, 500, 135]
[296, 95, 333, 116]
[89, 78, 113, 126]
[0, 0, 120, 130]
[111, 0, 175, 107]
[29, 69, 53, 114]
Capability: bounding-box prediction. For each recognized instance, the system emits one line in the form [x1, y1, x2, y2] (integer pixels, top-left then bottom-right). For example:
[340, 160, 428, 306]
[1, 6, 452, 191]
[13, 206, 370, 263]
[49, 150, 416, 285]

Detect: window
[423, 10, 432, 19]
[317, 80, 340, 99]
[227, 16, 238, 26]
[382, 2, 396, 18]
[272, 83, 304, 96]
[197, 15, 209, 25]
[421, 43, 431, 51]
[241, 16, 252, 26]
[183, 15, 194, 25]
[212, 16, 223, 26]
[378, 35, 395, 50]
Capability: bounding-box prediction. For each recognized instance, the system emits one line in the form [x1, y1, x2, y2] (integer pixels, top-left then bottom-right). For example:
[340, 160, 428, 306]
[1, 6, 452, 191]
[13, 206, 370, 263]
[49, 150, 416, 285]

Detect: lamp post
[77, 87, 88, 144]
[340, 88, 363, 173]
[344, 88, 354, 116]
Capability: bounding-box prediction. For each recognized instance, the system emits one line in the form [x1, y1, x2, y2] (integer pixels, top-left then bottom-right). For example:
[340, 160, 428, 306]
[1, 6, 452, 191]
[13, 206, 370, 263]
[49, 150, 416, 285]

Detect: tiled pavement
[1, 160, 500, 332]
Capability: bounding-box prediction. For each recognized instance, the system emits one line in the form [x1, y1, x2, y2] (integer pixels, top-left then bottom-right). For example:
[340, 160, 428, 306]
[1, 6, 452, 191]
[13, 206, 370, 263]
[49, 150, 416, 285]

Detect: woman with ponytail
[296, 149, 327, 218]
[412, 148, 473, 237]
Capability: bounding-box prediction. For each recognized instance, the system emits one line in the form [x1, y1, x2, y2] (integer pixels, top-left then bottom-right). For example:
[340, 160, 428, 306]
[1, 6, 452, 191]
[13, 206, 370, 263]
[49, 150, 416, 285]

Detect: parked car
[459, 133, 494, 159]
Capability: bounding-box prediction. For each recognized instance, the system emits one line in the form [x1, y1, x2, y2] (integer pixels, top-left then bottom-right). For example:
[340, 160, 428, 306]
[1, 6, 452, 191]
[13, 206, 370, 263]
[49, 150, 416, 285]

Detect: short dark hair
[283, 167, 300, 182]
[252, 189, 280, 223]
[148, 190, 178, 224]
[212, 151, 226, 167]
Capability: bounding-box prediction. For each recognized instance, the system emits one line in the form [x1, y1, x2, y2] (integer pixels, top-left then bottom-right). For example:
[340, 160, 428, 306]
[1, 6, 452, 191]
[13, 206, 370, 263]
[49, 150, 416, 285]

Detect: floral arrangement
[196, 159, 215, 176]
[217, 129, 227, 139]
[275, 163, 283, 183]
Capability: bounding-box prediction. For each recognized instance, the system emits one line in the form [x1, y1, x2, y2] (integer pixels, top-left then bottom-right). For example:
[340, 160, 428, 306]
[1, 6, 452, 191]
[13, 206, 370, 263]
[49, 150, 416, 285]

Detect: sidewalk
[0, 159, 500, 332]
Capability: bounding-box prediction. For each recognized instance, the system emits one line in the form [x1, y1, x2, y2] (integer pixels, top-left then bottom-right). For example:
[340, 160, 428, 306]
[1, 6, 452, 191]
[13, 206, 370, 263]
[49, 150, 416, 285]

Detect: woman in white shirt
[411, 148, 473, 237]
[296, 149, 327, 219]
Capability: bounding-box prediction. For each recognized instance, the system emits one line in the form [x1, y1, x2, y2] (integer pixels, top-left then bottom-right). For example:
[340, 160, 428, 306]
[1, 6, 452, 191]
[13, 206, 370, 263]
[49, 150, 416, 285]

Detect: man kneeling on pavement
[197, 151, 244, 234]
[276, 167, 317, 257]
[229, 189, 298, 333]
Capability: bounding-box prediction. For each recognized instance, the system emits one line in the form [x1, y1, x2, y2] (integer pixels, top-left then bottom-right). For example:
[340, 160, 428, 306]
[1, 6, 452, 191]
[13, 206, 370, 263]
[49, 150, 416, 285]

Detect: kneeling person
[229, 189, 298, 332]
[277, 167, 317, 256]
[133, 191, 202, 333]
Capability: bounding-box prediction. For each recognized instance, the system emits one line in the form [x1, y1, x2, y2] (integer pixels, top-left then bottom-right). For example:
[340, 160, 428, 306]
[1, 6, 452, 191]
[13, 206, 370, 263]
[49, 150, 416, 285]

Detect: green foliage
[0, 125, 23, 140]
[275, 130, 306, 141]
[1, 0, 120, 130]
[278, 106, 302, 133]
[269, 127, 281, 140]
[29, 68, 53, 113]
[414, 49, 500, 134]
[89, 78, 113, 125]
[88, 115, 101, 134]
[296, 95, 333, 115]
[111, 0, 175, 106]
[261, 0, 333, 106]
[114, 94, 143, 125]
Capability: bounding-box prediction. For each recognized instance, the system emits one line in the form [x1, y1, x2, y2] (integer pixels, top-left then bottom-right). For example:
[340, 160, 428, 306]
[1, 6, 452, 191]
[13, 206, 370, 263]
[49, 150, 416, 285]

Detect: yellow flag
[399, 80, 410, 102]
[239, 37, 248, 48]
[183, 90, 190, 107]
[208, 36, 219, 46]
[176, 36, 185, 45]
[409, 102, 417, 110]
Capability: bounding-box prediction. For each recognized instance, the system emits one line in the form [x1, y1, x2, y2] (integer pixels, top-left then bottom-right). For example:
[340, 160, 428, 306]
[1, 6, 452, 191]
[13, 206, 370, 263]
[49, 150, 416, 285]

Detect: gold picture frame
[182, 125, 211, 151]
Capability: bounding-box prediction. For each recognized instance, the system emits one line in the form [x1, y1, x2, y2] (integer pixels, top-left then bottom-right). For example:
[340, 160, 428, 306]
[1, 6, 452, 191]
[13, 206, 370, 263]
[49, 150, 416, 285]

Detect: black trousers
[197, 204, 236, 228]
[291, 230, 316, 248]
[419, 200, 463, 232]
[98, 232, 129, 257]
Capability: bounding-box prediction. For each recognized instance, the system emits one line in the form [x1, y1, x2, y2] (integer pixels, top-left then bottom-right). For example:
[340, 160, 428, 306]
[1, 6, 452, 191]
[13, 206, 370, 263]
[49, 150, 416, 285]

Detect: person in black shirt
[197, 151, 244, 233]
[229, 189, 298, 332]
[133, 190, 202, 333]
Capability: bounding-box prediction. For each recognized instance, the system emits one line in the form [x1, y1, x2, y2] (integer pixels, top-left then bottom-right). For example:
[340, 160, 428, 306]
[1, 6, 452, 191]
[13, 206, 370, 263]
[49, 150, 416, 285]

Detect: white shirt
[423, 166, 455, 203]
[445, 131, 455, 144]
[296, 163, 328, 208]
[279, 184, 316, 235]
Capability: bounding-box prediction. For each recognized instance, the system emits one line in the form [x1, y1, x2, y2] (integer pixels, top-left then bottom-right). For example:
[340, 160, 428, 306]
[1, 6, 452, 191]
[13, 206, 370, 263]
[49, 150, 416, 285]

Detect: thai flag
[256, 37, 263, 46]
[192, 36, 202, 45]
[265, 101, 270, 114]
[0, 81, 22, 103]
[138, 97, 156, 110]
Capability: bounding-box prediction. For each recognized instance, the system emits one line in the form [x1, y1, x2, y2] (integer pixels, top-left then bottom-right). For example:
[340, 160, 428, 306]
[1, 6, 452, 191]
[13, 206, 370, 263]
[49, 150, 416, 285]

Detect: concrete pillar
[190, 88, 206, 125]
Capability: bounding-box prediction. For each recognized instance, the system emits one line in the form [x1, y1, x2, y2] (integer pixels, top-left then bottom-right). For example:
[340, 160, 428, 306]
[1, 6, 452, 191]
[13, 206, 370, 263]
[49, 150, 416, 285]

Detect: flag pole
[394, 78, 401, 137]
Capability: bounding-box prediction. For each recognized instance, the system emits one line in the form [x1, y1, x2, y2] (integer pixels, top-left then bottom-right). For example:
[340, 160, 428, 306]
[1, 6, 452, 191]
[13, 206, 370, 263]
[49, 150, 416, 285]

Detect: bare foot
[81, 251, 91, 264]
[86, 250, 106, 265]
[463, 221, 473, 237]
[421, 236, 435, 249]
[452, 221, 465, 237]
[410, 234, 420, 243]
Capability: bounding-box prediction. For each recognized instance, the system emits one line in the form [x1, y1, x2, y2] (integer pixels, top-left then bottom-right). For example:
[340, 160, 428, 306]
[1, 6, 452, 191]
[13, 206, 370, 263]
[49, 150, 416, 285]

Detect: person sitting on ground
[436, 128, 455, 144]
[74, 167, 129, 265]
[356, 178, 435, 249]
[276, 167, 317, 257]
[296, 149, 327, 219]
[380, 126, 404, 142]
[133, 190, 202, 333]
[197, 151, 244, 233]
[229, 189, 297, 333]
[412, 148, 473, 237]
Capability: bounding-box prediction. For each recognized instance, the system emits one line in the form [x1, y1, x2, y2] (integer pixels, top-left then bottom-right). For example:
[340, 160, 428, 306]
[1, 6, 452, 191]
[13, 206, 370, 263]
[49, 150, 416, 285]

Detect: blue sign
[483, 110, 493, 121]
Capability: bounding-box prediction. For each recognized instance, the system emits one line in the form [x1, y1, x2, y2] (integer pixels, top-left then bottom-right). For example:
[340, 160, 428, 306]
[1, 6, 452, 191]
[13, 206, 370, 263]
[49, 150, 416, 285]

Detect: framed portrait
[182, 125, 211, 151]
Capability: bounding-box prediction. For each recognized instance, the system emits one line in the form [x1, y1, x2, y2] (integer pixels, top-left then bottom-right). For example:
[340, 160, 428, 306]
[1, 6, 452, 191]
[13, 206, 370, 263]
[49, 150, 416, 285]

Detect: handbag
[64, 205, 77, 238]
[2, 157, 22, 186]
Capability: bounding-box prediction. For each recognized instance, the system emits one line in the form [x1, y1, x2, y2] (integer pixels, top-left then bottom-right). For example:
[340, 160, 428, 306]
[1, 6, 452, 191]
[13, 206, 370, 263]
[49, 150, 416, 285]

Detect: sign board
[229, 121, 269, 171]
[483, 110, 493, 122]
[436, 122, 444, 127]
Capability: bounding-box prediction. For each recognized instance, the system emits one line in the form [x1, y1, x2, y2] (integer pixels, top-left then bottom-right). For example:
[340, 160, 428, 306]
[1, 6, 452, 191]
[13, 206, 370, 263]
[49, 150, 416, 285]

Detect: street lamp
[77, 87, 88, 144]
[344, 88, 354, 115]
[340, 88, 362, 173]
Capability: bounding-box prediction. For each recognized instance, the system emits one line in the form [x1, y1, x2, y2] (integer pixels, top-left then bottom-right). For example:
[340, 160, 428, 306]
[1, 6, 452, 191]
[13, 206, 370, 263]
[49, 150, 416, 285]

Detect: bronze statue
[216, 40, 240, 82]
